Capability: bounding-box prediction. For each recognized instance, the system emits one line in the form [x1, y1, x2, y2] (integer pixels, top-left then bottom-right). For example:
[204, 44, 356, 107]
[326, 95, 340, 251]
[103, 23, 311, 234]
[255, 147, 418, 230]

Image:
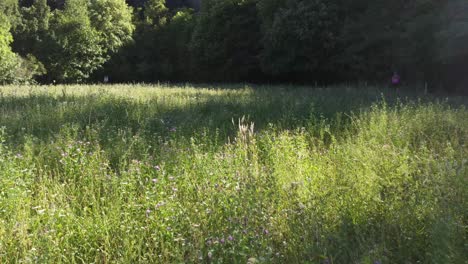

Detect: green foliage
[191, 0, 262, 81]
[2, 0, 463, 89]
[11, 0, 134, 83]
[335, 0, 441, 81]
[89, 0, 135, 54]
[44, 0, 104, 82]
[0, 12, 42, 84]
[144, 0, 169, 26]
[102, 3, 195, 82]
[156, 8, 195, 80]
[0, 0, 20, 28]
[0, 85, 466, 262]
[258, 0, 339, 79]
[13, 0, 50, 63]
[0, 14, 20, 84]
[436, 0, 468, 61]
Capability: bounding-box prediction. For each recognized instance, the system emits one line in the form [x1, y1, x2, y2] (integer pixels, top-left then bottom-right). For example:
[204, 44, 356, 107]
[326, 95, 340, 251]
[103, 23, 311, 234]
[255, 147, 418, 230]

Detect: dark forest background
[0, 0, 467, 93]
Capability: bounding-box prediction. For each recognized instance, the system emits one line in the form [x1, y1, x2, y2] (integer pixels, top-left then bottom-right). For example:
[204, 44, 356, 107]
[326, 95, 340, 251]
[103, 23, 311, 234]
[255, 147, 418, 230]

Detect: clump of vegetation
[0, 85, 466, 263]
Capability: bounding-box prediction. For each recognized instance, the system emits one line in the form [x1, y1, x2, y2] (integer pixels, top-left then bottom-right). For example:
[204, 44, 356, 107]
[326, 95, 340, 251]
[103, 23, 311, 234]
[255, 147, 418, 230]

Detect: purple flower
[220, 238, 225, 244]
[263, 229, 269, 235]
[228, 235, 234, 241]
[374, 261, 382, 264]
[146, 209, 151, 217]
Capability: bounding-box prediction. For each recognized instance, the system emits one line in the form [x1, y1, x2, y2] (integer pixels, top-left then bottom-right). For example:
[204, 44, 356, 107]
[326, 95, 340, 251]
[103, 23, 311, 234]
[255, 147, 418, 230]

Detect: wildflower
[170, 127, 177, 132]
[220, 238, 225, 244]
[169, 176, 175, 181]
[207, 251, 212, 259]
[152, 178, 158, 183]
[263, 229, 269, 235]
[228, 235, 233, 241]
[374, 261, 382, 264]
[154, 165, 161, 170]
[146, 209, 151, 217]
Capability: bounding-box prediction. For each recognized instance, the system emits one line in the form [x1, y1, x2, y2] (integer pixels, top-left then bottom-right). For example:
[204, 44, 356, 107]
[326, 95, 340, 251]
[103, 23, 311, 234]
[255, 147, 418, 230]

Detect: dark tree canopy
[1, 0, 466, 93]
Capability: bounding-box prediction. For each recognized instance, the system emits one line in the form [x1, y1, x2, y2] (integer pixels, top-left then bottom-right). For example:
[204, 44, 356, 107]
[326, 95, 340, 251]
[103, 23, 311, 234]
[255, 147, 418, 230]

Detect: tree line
[0, 0, 466, 93]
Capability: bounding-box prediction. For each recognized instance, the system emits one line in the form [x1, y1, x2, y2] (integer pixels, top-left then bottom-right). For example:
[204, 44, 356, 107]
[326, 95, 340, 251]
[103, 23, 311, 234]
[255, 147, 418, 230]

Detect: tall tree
[13, 0, 135, 83]
[45, 0, 104, 82]
[436, 0, 468, 93]
[0, 9, 44, 84]
[0, 13, 20, 84]
[0, 0, 21, 27]
[89, 0, 135, 54]
[13, 0, 50, 56]
[190, 0, 262, 81]
[258, 0, 340, 81]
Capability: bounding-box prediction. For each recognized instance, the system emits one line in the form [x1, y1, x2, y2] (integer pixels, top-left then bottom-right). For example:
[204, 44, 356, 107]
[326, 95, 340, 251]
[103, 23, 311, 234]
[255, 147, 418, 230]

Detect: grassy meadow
[0, 84, 466, 263]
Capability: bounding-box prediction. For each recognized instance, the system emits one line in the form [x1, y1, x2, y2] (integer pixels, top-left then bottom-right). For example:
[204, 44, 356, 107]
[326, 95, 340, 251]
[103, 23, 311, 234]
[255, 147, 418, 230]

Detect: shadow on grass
[0, 85, 464, 148]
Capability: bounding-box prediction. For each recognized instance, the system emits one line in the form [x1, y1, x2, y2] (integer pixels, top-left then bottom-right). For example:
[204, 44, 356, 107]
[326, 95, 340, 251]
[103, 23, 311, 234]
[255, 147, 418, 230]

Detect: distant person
[391, 72, 401, 87]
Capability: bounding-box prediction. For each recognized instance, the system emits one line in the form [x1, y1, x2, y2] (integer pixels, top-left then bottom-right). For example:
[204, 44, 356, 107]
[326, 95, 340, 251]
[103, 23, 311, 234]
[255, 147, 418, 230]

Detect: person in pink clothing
[391, 71, 401, 86]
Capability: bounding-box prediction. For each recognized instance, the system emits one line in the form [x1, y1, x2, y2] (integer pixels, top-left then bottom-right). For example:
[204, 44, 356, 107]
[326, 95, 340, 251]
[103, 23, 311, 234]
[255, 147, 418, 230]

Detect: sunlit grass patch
[0, 84, 466, 263]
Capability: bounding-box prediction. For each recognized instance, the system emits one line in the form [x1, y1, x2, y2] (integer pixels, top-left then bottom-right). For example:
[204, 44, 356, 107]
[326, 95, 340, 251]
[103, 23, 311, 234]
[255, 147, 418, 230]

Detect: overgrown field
[0, 84, 466, 263]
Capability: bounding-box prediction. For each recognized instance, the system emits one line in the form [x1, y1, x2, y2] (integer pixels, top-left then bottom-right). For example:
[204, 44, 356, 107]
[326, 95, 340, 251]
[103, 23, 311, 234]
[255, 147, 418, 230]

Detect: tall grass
[0, 84, 466, 263]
